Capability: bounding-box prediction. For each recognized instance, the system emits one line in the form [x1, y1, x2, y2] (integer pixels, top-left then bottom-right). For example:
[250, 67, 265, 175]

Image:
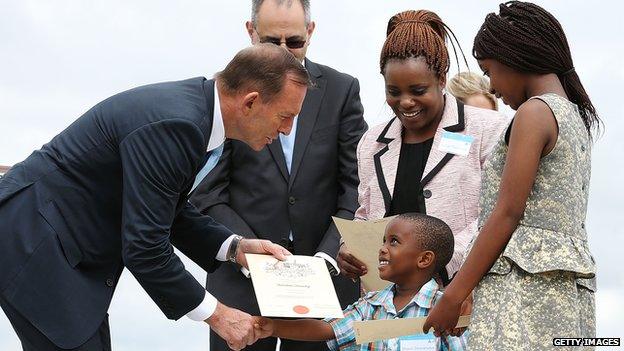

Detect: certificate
[246, 254, 344, 318]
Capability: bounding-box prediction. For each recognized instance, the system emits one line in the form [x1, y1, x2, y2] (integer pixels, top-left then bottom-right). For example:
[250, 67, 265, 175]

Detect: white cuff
[240, 266, 251, 278]
[216, 234, 237, 261]
[186, 291, 218, 321]
[315, 252, 340, 275]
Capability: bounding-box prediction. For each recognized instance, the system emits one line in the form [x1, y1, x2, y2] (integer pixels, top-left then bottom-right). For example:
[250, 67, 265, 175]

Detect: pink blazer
[355, 94, 510, 276]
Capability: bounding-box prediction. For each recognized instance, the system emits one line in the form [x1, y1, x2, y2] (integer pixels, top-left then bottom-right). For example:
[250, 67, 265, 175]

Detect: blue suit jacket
[0, 77, 232, 348]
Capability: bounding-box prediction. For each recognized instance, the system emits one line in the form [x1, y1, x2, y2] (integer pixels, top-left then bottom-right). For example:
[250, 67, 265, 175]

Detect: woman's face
[384, 57, 446, 139]
[478, 58, 526, 110]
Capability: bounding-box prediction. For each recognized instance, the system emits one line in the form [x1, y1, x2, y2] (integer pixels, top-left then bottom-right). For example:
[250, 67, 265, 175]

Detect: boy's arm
[254, 317, 335, 341]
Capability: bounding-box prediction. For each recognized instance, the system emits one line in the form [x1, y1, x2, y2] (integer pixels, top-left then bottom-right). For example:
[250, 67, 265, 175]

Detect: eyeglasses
[259, 36, 307, 49]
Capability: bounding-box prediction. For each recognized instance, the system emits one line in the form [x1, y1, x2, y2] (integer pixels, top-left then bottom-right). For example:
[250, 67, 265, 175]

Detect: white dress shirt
[185, 82, 235, 322]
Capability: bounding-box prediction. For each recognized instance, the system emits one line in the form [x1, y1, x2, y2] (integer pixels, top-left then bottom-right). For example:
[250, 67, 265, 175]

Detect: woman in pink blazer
[338, 10, 509, 283]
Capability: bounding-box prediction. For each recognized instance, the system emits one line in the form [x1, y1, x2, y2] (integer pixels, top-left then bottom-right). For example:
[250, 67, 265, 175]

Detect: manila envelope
[332, 216, 395, 292]
[354, 315, 471, 344]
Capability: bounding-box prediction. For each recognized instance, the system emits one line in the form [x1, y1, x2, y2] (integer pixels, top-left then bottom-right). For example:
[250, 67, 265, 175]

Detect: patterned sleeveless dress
[467, 93, 596, 350]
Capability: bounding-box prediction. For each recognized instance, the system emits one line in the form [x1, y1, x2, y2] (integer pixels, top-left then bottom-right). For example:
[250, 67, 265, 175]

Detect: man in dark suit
[189, 1, 367, 350]
[0, 44, 310, 351]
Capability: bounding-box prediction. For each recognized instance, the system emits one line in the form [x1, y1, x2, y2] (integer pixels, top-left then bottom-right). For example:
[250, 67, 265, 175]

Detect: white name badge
[438, 131, 474, 156]
[399, 334, 437, 351]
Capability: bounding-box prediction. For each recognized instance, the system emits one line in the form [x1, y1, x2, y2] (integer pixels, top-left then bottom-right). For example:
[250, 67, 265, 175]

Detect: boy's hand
[205, 303, 257, 351]
[423, 293, 462, 337]
[253, 316, 274, 339]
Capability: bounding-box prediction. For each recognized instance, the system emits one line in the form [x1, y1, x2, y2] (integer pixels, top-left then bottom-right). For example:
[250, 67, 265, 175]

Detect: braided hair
[380, 10, 467, 79]
[473, 1, 601, 136]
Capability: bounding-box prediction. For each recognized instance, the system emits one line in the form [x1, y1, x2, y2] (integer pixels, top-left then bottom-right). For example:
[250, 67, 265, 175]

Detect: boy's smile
[378, 219, 427, 283]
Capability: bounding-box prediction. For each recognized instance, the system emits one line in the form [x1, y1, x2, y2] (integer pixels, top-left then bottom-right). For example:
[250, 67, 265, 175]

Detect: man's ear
[245, 21, 255, 42]
[306, 21, 316, 40]
[416, 250, 435, 269]
[242, 92, 260, 114]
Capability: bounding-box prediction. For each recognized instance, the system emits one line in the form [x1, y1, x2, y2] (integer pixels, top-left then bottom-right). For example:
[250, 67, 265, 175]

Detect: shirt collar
[365, 278, 440, 312]
[412, 278, 440, 309]
[207, 83, 226, 152]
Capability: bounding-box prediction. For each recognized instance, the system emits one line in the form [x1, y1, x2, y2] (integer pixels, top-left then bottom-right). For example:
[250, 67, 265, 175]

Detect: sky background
[1, 1, 622, 349]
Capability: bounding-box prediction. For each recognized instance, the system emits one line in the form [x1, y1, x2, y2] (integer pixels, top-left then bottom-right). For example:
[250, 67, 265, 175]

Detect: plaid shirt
[325, 279, 467, 351]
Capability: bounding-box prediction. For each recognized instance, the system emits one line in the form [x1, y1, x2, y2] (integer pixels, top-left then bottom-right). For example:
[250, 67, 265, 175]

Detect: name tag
[438, 131, 474, 156]
[399, 334, 437, 351]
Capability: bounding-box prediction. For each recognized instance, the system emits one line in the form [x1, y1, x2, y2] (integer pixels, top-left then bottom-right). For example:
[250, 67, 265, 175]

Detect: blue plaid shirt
[324, 279, 467, 351]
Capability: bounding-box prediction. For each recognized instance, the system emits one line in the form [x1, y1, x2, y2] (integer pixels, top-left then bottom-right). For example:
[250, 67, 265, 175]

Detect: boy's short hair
[395, 213, 454, 273]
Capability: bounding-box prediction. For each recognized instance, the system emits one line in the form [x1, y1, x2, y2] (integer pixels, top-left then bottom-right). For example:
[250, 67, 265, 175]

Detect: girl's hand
[423, 294, 463, 337]
[449, 293, 473, 337]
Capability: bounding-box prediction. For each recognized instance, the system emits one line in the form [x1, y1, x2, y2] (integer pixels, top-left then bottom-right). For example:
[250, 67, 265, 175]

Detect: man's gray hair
[251, 0, 311, 27]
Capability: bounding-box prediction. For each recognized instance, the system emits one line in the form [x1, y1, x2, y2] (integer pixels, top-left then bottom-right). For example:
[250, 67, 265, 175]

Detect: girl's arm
[423, 99, 558, 335]
[254, 317, 335, 341]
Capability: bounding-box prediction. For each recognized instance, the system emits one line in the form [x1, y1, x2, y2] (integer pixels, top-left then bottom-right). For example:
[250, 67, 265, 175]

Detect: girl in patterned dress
[424, 2, 601, 350]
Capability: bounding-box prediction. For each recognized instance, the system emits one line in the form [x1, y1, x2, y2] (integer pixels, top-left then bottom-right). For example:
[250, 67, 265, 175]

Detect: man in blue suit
[0, 44, 309, 351]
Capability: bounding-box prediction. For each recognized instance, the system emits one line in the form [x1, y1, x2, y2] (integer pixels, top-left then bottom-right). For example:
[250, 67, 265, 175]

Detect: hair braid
[473, 1, 601, 136]
[380, 10, 467, 79]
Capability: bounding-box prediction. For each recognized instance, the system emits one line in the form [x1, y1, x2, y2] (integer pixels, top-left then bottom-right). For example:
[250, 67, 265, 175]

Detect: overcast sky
[1, 1, 622, 349]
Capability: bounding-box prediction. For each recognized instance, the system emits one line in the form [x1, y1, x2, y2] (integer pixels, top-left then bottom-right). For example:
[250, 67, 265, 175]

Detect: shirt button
[423, 189, 432, 199]
[288, 196, 296, 205]
[105, 278, 114, 287]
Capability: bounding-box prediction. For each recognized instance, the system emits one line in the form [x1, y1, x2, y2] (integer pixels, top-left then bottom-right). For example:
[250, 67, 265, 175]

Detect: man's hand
[205, 302, 257, 350]
[252, 316, 274, 339]
[235, 239, 291, 269]
[336, 243, 367, 279]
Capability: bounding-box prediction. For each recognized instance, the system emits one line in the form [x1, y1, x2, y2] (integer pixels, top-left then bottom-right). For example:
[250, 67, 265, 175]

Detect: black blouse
[388, 138, 434, 216]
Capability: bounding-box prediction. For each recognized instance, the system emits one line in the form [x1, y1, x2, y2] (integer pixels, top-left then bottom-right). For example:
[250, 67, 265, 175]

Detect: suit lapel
[372, 118, 402, 215]
[288, 59, 325, 189]
[180, 78, 217, 205]
[267, 139, 289, 183]
[421, 96, 465, 187]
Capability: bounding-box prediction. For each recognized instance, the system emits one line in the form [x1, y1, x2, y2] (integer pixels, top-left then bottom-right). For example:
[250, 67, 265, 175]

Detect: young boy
[253, 213, 468, 350]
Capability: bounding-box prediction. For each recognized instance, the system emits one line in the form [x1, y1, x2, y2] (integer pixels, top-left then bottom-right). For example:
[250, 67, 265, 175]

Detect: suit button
[288, 196, 296, 205]
[105, 278, 114, 287]
[422, 189, 432, 199]
[581, 145, 586, 152]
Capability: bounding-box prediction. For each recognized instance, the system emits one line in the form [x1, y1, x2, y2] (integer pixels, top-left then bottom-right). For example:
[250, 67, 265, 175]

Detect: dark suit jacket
[190, 59, 367, 312]
[0, 78, 232, 348]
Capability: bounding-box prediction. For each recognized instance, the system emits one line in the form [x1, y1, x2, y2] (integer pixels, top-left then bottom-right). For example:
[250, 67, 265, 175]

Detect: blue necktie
[190, 143, 224, 193]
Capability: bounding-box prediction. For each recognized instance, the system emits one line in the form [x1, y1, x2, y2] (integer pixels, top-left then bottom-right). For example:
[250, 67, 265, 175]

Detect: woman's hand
[336, 244, 368, 279]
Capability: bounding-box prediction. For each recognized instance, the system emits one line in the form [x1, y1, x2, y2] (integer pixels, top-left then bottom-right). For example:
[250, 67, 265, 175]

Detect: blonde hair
[447, 71, 498, 110]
